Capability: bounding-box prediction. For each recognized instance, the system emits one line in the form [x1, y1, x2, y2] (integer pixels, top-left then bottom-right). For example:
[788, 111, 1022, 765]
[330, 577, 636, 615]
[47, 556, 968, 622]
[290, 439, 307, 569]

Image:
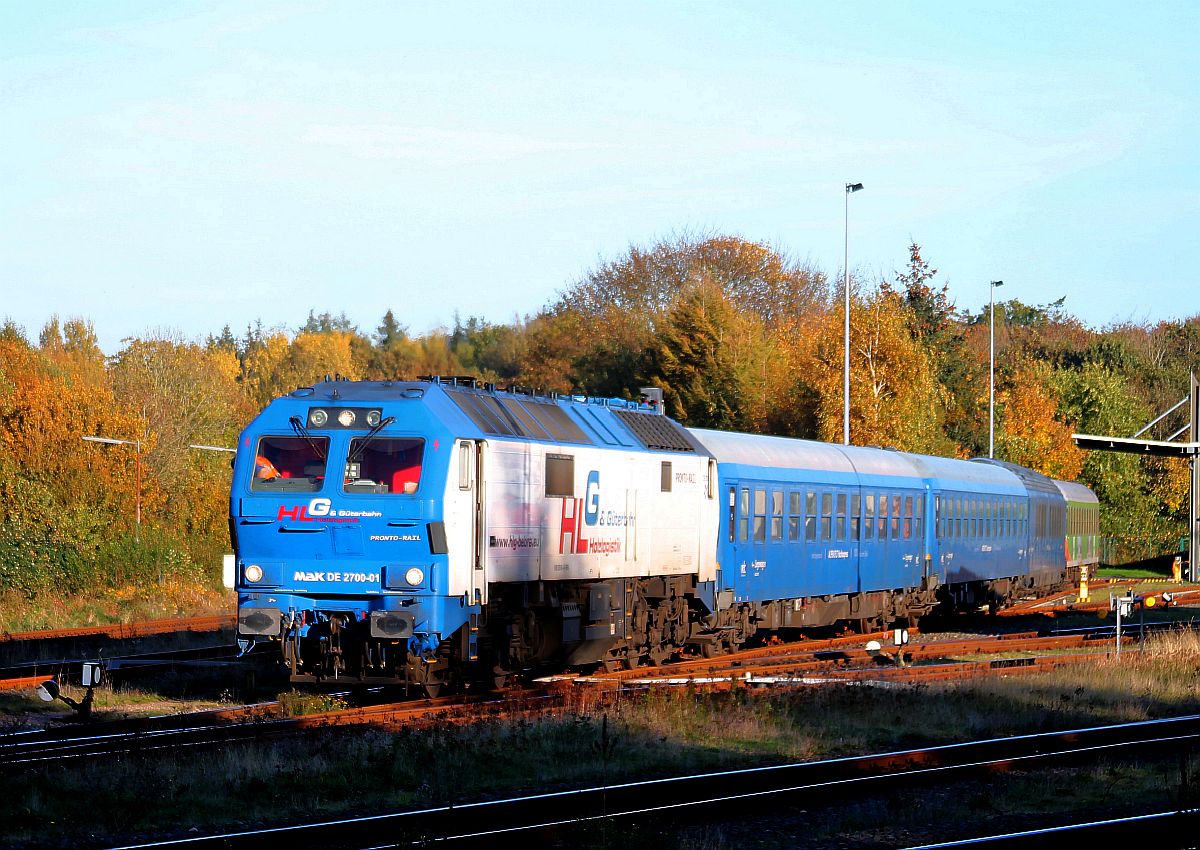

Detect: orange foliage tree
[994, 361, 1084, 479]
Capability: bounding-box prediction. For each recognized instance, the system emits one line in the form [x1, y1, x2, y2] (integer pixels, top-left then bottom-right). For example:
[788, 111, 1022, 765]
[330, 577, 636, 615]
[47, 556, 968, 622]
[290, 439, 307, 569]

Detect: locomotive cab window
[344, 437, 424, 494]
[251, 436, 329, 492]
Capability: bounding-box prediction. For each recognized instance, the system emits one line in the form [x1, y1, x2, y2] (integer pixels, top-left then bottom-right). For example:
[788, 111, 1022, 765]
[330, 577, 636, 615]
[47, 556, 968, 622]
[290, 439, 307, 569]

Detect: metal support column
[1190, 372, 1199, 581]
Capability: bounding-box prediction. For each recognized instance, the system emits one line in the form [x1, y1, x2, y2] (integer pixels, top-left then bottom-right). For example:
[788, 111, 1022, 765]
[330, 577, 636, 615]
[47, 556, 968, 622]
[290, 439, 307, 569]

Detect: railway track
[0, 642, 245, 691]
[574, 624, 1159, 688]
[97, 713, 1200, 849]
[0, 687, 561, 767]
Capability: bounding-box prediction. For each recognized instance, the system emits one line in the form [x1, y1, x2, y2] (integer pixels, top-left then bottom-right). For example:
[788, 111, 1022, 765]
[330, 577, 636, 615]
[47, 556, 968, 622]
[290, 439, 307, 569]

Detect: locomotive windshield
[343, 437, 424, 494]
[251, 436, 329, 492]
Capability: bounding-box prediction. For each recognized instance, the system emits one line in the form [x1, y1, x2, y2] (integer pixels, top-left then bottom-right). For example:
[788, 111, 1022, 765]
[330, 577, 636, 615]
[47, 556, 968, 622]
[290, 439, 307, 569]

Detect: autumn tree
[809, 289, 946, 453]
[550, 234, 828, 397]
[887, 243, 987, 454]
[642, 283, 758, 429]
[994, 361, 1083, 478]
[109, 333, 247, 544]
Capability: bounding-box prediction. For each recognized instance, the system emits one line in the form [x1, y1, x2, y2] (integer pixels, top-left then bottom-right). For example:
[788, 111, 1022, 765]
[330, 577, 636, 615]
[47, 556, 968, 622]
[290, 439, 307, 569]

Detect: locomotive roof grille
[612, 409, 697, 453]
[444, 386, 593, 445]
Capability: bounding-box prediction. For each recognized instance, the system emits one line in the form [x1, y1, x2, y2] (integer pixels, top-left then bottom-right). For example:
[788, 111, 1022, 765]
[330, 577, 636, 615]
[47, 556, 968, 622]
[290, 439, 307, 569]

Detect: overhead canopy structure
[1072, 373, 1198, 579]
[1071, 434, 1200, 457]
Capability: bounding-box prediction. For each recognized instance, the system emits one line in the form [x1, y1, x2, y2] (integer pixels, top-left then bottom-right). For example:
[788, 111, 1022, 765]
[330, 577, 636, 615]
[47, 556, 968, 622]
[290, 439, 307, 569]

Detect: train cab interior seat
[391, 464, 421, 495]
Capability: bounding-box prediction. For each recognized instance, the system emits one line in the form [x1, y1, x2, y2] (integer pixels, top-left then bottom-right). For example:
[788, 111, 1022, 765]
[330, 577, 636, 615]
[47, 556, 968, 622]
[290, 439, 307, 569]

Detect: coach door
[727, 483, 765, 600]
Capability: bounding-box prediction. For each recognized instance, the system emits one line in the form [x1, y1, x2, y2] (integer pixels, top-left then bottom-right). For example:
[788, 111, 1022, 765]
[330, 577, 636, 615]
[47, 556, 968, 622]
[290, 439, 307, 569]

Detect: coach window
[739, 488, 750, 542]
[345, 437, 425, 495]
[754, 489, 767, 543]
[903, 496, 913, 539]
[915, 496, 924, 537]
[835, 493, 847, 540]
[877, 492, 888, 539]
[661, 462, 672, 492]
[728, 487, 736, 542]
[805, 492, 817, 542]
[771, 491, 784, 541]
[851, 494, 861, 540]
[865, 494, 875, 540]
[788, 492, 801, 541]
[252, 435, 329, 493]
[545, 454, 574, 498]
[821, 493, 833, 541]
[890, 494, 901, 540]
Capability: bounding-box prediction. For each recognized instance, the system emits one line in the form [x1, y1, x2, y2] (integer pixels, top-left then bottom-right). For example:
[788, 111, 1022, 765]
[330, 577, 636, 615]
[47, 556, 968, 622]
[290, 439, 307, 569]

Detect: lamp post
[989, 280, 1004, 458]
[82, 435, 142, 542]
[843, 182, 863, 446]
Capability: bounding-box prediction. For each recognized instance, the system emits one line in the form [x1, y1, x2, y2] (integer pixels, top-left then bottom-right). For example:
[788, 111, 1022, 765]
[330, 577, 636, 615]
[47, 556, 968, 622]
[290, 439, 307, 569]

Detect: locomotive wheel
[491, 665, 510, 691]
[624, 653, 642, 670]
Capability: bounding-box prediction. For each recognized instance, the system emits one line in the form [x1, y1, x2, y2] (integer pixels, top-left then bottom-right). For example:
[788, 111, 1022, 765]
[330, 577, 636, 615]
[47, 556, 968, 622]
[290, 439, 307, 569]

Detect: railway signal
[35, 661, 103, 718]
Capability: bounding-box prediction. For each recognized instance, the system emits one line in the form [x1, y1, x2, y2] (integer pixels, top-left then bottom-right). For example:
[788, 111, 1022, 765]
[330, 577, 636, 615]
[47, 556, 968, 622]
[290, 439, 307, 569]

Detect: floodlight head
[846, 182, 863, 193]
[36, 680, 59, 702]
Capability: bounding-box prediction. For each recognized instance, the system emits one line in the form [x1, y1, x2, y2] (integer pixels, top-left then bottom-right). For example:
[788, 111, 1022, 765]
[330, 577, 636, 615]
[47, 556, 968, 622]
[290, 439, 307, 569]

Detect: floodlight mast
[843, 182, 863, 446]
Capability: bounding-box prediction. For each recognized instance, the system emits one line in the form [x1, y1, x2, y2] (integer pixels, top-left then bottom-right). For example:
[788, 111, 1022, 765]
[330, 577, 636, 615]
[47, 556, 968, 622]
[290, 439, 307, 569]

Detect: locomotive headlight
[244, 564, 264, 583]
[309, 409, 328, 427]
[404, 567, 425, 587]
[337, 409, 357, 427]
[366, 410, 381, 427]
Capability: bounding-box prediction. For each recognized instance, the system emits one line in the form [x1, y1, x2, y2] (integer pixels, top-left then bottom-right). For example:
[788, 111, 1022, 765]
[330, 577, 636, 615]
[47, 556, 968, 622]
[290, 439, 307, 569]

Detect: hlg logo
[308, 498, 332, 516]
[584, 471, 600, 526]
[275, 498, 332, 522]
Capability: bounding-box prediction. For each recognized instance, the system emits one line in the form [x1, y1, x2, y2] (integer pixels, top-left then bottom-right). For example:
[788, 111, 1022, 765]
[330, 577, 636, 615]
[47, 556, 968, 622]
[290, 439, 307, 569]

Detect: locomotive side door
[455, 439, 486, 605]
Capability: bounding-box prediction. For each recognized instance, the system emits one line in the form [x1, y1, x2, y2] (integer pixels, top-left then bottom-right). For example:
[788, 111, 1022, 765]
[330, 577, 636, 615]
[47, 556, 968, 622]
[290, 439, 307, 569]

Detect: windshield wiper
[289, 416, 327, 461]
[348, 416, 396, 464]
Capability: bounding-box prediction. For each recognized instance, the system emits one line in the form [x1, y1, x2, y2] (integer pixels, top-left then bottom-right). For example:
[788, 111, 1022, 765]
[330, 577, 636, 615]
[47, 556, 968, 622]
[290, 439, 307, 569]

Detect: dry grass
[0, 581, 233, 634]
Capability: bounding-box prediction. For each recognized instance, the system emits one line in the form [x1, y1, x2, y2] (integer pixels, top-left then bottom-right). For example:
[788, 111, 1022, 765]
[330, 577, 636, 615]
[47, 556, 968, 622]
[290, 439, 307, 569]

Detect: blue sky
[2, 1, 1196, 352]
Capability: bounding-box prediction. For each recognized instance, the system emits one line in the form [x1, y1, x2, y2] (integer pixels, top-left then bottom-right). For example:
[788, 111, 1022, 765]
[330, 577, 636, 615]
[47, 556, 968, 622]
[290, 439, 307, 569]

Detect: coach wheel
[623, 653, 642, 671]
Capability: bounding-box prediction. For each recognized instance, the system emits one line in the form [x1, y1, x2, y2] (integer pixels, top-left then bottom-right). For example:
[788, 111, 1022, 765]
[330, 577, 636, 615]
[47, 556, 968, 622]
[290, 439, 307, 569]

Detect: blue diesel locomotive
[231, 377, 1098, 692]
